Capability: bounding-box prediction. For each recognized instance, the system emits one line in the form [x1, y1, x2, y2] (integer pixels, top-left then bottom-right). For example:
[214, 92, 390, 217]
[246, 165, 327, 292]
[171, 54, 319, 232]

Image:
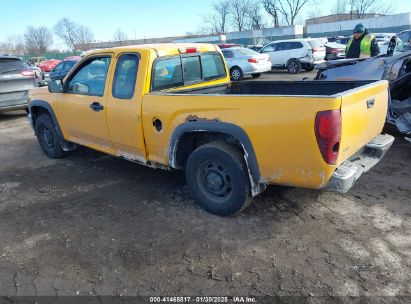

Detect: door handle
[90, 102, 104, 112]
[366, 98, 375, 109]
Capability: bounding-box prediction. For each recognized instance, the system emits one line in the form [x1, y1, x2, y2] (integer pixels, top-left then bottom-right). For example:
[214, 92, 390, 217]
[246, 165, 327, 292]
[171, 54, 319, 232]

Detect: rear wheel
[35, 114, 65, 159]
[186, 142, 251, 216]
[230, 67, 243, 81]
[286, 59, 301, 74]
[251, 73, 261, 78]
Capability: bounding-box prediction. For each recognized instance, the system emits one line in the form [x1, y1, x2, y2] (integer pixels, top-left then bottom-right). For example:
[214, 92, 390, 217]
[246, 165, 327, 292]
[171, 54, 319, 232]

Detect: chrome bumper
[326, 134, 395, 193]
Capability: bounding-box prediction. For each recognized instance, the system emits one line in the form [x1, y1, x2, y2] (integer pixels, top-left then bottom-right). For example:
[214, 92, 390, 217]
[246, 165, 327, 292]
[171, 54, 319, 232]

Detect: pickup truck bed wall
[172, 80, 376, 96]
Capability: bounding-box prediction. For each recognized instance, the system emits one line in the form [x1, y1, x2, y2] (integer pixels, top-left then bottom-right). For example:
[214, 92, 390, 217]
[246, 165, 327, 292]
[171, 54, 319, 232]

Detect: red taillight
[315, 110, 341, 165]
[248, 58, 258, 63]
[330, 48, 344, 53]
[179, 47, 197, 54]
[21, 70, 35, 77]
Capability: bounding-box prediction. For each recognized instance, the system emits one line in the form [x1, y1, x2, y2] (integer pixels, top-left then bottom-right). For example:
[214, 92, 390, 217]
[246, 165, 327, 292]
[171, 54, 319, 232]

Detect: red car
[39, 59, 62, 72]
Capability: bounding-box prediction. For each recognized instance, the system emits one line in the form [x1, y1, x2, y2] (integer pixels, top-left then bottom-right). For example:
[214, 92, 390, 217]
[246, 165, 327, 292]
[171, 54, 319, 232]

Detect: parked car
[217, 44, 240, 49]
[324, 42, 346, 60]
[0, 55, 35, 112]
[221, 47, 271, 81]
[246, 45, 263, 52]
[260, 39, 326, 73]
[28, 57, 46, 67]
[49, 59, 79, 80]
[334, 37, 350, 46]
[374, 33, 396, 46]
[29, 43, 393, 216]
[39, 59, 62, 73]
[397, 30, 411, 45]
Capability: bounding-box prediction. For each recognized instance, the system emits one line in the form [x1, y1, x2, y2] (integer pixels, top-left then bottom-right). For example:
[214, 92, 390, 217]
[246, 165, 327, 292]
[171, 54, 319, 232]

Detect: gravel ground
[0, 71, 410, 300]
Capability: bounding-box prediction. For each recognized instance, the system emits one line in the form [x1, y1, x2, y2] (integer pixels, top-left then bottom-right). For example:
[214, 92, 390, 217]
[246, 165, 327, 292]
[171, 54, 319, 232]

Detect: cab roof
[85, 43, 220, 57]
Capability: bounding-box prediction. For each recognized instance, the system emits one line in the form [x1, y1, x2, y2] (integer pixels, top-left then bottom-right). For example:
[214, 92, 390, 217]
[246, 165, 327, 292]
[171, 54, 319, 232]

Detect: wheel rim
[198, 161, 233, 201]
[289, 62, 298, 73]
[41, 127, 55, 148]
[231, 69, 241, 80]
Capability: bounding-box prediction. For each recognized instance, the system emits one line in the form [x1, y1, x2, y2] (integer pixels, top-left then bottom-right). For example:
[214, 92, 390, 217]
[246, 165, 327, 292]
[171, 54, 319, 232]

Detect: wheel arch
[29, 100, 75, 152]
[168, 121, 266, 196]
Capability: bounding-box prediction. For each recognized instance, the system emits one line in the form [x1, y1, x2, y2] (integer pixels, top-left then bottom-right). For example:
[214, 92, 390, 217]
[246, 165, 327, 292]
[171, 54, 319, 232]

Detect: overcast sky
[1, 0, 410, 48]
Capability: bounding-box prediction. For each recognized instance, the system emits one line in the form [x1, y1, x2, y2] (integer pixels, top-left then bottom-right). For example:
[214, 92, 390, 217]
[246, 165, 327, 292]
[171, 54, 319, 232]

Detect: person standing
[345, 23, 380, 59]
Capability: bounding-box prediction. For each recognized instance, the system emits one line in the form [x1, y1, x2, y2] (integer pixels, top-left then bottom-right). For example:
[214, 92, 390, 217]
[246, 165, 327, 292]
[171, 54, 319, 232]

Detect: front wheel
[286, 59, 301, 74]
[35, 114, 65, 159]
[230, 67, 243, 81]
[186, 142, 252, 216]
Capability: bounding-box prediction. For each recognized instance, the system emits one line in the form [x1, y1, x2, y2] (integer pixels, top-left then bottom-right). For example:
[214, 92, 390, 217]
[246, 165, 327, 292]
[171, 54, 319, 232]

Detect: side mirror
[48, 79, 64, 93]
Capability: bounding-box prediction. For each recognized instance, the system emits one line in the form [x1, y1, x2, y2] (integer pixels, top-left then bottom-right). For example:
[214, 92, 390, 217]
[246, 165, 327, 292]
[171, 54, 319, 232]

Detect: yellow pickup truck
[28, 43, 394, 216]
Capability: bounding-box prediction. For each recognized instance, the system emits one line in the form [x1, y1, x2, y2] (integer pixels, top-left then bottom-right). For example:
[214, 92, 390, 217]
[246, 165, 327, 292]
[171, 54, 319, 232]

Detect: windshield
[0, 58, 26, 74]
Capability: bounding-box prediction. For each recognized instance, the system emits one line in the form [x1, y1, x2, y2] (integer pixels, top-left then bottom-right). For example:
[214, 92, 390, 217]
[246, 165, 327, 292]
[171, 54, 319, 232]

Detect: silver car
[221, 47, 271, 81]
[0, 55, 35, 112]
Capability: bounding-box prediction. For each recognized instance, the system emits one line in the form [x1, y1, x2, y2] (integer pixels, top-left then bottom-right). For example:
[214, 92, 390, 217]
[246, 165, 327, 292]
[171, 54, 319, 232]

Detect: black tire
[230, 67, 243, 81]
[286, 59, 301, 74]
[186, 142, 252, 216]
[304, 65, 315, 72]
[35, 114, 65, 159]
[251, 73, 261, 78]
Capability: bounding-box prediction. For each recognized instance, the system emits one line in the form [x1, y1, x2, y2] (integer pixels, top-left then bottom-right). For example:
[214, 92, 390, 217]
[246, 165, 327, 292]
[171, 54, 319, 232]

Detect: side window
[67, 57, 111, 96]
[291, 42, 304, 49]
[222, 51, 234, 58]
[112, 54, 140, 99]
[201, 54, 226, 80]
[261, 44, 276, 53]
[182, 56, 201, 83]
[276, 43, 287, 51]
[53, 62, 64, 72]
[152, 57, 183, 91]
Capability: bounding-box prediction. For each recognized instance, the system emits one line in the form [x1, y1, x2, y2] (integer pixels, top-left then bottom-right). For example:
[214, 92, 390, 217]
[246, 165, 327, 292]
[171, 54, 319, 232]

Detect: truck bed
[169, 80, 376, 96]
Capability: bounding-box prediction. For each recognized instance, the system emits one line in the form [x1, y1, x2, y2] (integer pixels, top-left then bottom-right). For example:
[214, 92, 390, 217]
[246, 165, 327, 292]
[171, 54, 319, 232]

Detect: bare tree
[277, 0, 311, 26]
[262, 0, 280, 27]
[75, 25, 94, 51]
[54, 18, 94, 51]
[350, 0, 395, 18]
[247, 1, 266, 29]
[24, 26, 53, 55]
[212, 0, 231, 33]
[113, 29, 128, 44]
[230, 0, 252, 31]
[54, 18, 78, 51]
[331, 0, 348, 14]
[4, 35, 26, 55]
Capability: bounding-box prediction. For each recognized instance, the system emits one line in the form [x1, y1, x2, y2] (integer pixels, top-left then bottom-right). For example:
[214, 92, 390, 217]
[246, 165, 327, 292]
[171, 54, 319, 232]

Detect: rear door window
[152, 57, 183, 91]
[0, 58, 26, 74]
[222, 50, 234, 58]
[182, 56, 201, 83]
[112, 53, 140, 99]
[201, 54, 226, 80]
[152, 53, 226, 91]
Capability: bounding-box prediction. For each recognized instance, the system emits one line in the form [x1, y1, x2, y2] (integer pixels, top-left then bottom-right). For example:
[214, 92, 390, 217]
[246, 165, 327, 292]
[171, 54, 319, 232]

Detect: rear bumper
[0, 91, 29, 111]
[326, 134, 395, 193]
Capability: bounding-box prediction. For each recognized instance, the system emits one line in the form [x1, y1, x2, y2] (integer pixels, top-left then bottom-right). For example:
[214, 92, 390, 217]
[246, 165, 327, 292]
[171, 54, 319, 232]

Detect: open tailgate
[338, 80, 389, 164]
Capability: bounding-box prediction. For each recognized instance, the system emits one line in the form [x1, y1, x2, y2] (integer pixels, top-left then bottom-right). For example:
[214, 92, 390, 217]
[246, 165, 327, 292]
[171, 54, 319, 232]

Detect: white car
[260, 39, 326, 74]
[221, 47, 271, 81]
